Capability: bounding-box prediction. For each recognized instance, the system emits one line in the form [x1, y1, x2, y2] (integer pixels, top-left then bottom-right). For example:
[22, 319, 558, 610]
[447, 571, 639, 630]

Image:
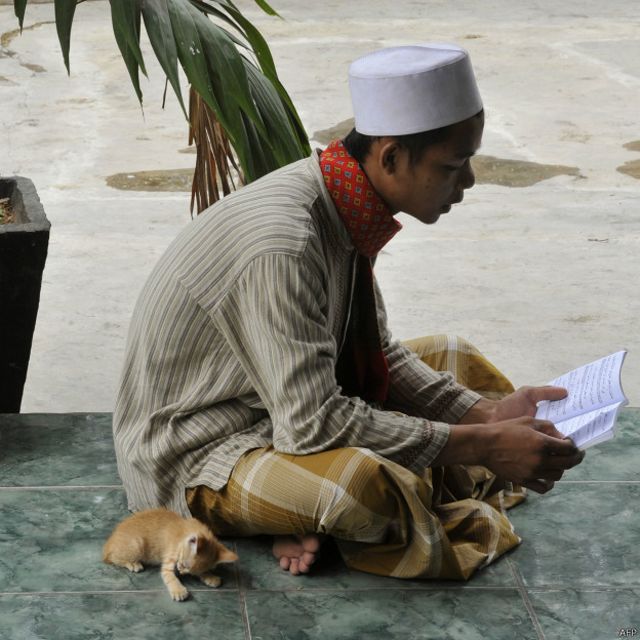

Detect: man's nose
[459, 159, 475, 190]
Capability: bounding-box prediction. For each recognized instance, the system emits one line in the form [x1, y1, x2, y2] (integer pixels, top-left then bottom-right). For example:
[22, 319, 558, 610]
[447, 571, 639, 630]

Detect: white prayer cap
[348, 43, 483, 136]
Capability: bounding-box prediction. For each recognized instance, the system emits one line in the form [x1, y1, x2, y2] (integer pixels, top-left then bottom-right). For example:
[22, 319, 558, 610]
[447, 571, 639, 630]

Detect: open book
[535, 350, 628, 449]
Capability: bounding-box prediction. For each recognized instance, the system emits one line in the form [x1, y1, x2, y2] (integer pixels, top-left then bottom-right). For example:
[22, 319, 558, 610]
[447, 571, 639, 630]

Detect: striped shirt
[113, 151, 482, 516]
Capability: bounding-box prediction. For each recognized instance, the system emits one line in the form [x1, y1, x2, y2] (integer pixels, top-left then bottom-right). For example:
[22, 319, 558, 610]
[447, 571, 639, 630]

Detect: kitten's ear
[217, 546, 239, 564]
[188, 535, 199, 554]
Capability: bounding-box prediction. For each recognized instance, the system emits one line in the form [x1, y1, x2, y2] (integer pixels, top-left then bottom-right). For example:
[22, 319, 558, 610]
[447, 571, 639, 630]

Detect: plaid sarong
[186, 335, 525, 580]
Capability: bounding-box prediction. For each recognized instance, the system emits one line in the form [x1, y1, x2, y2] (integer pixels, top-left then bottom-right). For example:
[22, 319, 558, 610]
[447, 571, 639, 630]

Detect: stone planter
[0, 177, 50, 412]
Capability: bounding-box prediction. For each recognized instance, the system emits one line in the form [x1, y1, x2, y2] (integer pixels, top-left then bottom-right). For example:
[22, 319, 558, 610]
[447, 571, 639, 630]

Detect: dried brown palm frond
[188, 85, 244, 216]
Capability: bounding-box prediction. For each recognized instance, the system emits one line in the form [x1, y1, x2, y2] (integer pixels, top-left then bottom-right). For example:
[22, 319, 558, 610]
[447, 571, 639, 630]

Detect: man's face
[376, 113, 484, 224]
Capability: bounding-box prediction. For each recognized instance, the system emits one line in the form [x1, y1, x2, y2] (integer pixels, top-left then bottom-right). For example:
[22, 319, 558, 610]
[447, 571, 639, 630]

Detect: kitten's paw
[169, 585, 190, 602]
[125, 561, 144, 573]
[201, 573, 222, 588]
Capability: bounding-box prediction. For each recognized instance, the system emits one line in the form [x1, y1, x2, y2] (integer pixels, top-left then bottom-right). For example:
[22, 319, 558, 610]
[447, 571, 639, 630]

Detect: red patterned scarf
[320, 139, 402, 257]
[320, 140, 402, 406]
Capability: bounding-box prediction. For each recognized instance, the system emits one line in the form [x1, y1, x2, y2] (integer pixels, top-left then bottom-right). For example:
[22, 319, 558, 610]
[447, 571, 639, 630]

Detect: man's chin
[404, 208, 446, 224]
[429, 203, 453, 222]
[424, 207, 447, 223]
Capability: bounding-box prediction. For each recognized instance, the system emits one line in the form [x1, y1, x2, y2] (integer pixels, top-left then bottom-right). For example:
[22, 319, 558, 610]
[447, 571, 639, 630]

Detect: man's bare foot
[272, 534, 323, 575]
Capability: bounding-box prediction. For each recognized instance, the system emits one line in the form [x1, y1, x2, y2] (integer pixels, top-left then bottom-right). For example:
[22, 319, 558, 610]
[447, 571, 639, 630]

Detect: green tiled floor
[1, 410, 639, 640]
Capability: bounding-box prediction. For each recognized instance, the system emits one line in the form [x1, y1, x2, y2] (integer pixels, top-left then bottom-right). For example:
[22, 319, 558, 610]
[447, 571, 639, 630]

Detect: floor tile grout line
[558, 480, 640, 484]
[508, 559, 546, 640]
[1, 584, 636, 598]
[0, 485, 124, 490]
[0, 591, 165, 597]
[0, 589, 240, 597]
[527, 584, 640, 593]
[238, 591, 253, 640]
[230, 541, 253, 640]
[208, 585, 521, 592]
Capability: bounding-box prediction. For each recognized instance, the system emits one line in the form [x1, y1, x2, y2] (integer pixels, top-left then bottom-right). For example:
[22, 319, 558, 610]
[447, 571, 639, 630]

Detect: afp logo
[618, 629, 638, 638]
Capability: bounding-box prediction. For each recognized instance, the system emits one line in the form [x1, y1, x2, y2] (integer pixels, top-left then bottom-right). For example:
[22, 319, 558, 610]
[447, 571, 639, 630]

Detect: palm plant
[11, 0, 311, 212]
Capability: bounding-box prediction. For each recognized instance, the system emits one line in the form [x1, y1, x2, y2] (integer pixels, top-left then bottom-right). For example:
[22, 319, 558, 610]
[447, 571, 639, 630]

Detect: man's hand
[481, 417, 585, 494]
[458, 386, 567, 426]
[441, 386, 585, 493]
[492, 385, 568, 422]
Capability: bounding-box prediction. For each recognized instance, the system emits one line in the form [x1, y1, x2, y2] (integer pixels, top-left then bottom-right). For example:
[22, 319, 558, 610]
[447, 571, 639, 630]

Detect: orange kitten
[103, 508, 238, 601]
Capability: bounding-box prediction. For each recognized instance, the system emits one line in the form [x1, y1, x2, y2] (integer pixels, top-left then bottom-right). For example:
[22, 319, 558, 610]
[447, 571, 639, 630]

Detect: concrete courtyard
[1, 0, 638, 413]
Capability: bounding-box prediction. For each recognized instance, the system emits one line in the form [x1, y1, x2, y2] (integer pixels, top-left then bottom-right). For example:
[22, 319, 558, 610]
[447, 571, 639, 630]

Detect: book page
[536, 350, 627, 423]
[555, 403, 622, 449]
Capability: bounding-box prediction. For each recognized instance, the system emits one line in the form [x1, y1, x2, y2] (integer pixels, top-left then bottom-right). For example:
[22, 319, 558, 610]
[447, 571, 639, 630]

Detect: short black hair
[343, 109, 484, 166]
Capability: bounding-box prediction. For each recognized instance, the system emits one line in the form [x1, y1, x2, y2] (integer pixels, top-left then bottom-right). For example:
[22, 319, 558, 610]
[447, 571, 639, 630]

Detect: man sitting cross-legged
[113, 43, 584, 580]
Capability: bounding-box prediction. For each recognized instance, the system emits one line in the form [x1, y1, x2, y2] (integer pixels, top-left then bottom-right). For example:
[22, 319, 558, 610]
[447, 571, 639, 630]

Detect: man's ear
[379, 140, 401, 175]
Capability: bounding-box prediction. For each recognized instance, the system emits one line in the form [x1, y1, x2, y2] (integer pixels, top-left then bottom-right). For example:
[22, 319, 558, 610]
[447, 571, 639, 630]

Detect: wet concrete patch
[557, 120, 591, 143]
[472, 155, 581, 187]
[564, 315, 598, 324]
[106, 169, 194, 192]
[1, 21, 55, 49]
[623, 140, 640, 152]
[22, 62, 46, 73]
[1, 21, 54, 72]
[617, 159, 640, 180]
[56, 97, 95, 106]
[1, 27, 21, 50]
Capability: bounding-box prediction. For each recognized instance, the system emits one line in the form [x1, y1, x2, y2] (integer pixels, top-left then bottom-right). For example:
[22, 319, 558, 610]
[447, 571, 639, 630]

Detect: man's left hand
[460, 386, 568, 426]
[492, 385, 568, 422]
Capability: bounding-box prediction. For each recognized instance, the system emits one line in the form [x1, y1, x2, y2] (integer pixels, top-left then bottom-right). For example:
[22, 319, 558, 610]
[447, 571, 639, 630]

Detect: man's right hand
[431, 416, 586, 493]
[480, 417, 585, 493]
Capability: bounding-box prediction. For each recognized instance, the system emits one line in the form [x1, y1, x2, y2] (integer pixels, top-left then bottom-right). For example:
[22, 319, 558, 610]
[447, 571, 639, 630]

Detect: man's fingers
[542, 449, 585, 471]
[527, 385, 568, 404]
[523, 479, 555, 494]
[536, 468, 564, 481]
[532, 419, 566, 441]
[542, 432, 580, 453]
[535, 428, 585, 473]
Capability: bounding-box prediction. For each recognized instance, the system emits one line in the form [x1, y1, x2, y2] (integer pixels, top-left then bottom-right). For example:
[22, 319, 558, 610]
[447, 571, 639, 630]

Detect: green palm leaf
[216, 0, 279, 77]
[252, 0, 279, 17]
[54, 0, 78, 75]
[13, 0, 27, 31]
[110, 0, 147, 75]
[193, 0, 309, 153]
[166, 0, 219, 116]
[243, 60, 307, 165]
[141, 0, 187, 117]
[110, 0, 147, 105]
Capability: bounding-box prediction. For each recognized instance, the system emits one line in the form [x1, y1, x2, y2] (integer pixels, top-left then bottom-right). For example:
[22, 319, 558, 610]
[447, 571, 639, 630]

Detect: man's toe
[301, 534, 321, 553]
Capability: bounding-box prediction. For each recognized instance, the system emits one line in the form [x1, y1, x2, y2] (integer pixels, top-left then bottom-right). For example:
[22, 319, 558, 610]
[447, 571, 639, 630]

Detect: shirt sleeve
[372, 276, 483, 424]
[213, 251, 451, 473]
